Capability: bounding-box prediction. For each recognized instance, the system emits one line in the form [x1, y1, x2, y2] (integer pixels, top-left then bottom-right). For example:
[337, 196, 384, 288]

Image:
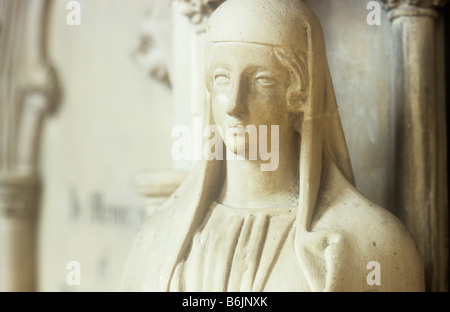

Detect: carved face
[207, 42, 294, 158]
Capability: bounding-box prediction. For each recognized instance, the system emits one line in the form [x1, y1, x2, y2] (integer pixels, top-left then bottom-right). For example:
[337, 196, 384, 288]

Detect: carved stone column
[0, 0, 59, 291]
[380, 0, 448, 292]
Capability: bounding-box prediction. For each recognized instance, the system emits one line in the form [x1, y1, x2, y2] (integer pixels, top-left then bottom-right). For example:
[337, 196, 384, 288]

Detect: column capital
[380, 0, 448, 19]
[0, 175, 39, 218]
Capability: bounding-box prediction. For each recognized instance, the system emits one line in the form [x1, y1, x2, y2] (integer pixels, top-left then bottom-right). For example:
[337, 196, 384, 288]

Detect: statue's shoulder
[316, 182, 425, 291]
[132, 208, 168, 244]
[120, 209, 167, 291]
[122, 196, 189, 291]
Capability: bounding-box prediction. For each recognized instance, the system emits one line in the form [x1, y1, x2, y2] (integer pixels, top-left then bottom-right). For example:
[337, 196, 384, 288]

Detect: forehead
[207, 42, 281, 72]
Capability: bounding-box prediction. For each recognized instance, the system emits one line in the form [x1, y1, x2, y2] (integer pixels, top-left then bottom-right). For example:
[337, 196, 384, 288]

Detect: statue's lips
[226, 123, 247, 135]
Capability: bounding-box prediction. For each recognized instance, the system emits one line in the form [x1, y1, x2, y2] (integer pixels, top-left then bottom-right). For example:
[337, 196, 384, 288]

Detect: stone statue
[122, 0, 425, 292]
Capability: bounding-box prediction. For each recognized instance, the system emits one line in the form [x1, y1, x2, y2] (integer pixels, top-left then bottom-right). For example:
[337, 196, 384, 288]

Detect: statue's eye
[214, 74, 231, 85]
[255, 73, 277, 87]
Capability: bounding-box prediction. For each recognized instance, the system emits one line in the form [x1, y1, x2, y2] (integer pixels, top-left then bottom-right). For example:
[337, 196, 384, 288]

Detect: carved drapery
[380, 0, 448, 292]
[0, 0, 59, 291]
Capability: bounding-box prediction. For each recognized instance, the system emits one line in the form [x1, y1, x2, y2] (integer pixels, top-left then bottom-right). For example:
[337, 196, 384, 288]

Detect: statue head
[205, 0, 310, 158]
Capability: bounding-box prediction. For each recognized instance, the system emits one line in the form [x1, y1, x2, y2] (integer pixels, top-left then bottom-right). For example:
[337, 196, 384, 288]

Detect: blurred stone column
[171, 0, 225, 171]
[380, 0, 448, 292]
[132, 0, 226, 210]
[0, 0, 59, 291]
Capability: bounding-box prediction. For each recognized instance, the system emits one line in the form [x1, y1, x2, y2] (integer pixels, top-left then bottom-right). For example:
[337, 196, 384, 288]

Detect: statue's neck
[217, 135, 300, 209]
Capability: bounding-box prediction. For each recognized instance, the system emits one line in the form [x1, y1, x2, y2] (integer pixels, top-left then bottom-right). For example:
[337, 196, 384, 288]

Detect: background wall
[38, 0, 173, 291]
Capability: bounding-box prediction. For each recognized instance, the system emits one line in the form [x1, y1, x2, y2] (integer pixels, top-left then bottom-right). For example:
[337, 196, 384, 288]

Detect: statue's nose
[226, 79, 247, 119]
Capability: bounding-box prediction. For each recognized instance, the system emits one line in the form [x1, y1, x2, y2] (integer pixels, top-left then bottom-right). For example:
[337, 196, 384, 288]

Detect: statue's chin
[224, 135, 250, 160]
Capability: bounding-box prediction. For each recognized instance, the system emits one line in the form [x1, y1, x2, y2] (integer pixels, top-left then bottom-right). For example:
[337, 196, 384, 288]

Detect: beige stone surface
[37, 0, 173, 291]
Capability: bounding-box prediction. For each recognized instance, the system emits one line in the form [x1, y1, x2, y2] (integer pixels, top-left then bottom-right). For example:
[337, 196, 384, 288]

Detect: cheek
[248, 90, 288, 124]
[214, 93, 230, 107]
